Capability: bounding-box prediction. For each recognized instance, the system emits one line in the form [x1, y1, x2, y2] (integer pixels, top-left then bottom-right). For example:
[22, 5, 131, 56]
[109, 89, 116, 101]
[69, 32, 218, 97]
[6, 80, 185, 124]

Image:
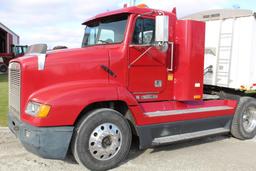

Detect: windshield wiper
[98, 40, 110, 44]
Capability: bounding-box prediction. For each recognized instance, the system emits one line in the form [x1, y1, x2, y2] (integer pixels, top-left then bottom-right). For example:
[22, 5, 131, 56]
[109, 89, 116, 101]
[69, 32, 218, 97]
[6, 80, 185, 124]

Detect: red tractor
[0, 45, 27, 72]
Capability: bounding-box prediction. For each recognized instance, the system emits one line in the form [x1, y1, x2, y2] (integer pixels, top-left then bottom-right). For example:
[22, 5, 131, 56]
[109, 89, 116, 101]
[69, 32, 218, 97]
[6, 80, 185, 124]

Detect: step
[152, 128, 229, 145]
[216, 83, 229, 87]
[218, 58, 230, 61]
[218, 60, 230, 63]
[219, 45, 232, 49]
[217, 61, 229, 65]
[216, 74, 229, 78]
[216, 71, 229, 74]
[220, 33, 233, 36]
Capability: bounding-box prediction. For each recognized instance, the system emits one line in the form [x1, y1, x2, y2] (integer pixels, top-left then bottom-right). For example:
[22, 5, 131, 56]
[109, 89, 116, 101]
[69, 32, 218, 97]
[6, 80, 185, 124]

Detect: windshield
[82, 14, 128, 47]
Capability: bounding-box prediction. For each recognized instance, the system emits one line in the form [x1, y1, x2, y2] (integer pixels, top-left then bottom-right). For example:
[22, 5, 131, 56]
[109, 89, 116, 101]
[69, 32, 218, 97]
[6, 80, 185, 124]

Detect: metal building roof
[0, 22, 19, 38]
[183, 9, 255, 21]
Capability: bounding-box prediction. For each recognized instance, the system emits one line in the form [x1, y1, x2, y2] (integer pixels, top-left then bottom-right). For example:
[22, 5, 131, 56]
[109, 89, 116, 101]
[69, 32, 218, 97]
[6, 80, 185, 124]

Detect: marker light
[194, 95, 202, 100]
[25, 101, 51, 118]
[136, 4, 148, 8]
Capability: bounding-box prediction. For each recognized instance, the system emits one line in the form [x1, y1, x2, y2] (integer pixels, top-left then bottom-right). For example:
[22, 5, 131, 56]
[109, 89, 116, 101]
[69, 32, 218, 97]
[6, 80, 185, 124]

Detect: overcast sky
[1, 0, 256, 48]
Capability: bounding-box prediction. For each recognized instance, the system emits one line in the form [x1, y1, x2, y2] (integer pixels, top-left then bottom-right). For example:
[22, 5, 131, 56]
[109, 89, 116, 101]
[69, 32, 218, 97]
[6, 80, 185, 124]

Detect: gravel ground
[1, 127, 256, 171]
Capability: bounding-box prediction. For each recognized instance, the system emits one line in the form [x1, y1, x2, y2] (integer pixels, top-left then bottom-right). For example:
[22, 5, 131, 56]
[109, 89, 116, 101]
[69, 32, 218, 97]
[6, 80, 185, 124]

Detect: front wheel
[72, 109, 132, 171]
[231, 97, 256, 139]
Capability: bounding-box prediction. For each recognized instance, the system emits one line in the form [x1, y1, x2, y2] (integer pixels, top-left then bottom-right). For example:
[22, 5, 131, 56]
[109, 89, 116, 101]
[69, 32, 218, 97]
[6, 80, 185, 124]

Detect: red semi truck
[8, 5, 256, 171]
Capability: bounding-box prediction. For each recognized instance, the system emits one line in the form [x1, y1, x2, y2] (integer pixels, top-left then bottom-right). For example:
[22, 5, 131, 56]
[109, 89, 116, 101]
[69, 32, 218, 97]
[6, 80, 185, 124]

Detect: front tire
[231, 97, 256, 139]
[72, 108, 132, 171]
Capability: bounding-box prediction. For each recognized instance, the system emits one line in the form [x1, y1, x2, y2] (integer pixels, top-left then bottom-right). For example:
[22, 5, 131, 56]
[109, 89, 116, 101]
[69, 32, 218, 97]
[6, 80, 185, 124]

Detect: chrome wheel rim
[88, 123, 122, 161]
[242, 106, 256, 133]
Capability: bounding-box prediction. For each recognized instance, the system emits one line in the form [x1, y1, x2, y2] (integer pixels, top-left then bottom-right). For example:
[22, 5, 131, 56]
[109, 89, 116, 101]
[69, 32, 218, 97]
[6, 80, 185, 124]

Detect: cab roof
[82, 6, 173, 25]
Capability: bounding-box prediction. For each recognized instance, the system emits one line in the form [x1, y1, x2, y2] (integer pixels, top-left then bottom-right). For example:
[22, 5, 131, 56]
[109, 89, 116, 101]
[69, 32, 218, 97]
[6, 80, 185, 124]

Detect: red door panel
[127, 16, 171, 101]
[128, 46, 167, 99]
[128, 65, 167, 92]
[129, 46, 166, 66]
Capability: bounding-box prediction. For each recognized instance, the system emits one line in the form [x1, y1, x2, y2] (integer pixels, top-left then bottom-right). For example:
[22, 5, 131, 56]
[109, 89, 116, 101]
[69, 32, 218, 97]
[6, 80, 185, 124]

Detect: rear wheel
[231, 97, 256, 139]
[0, 64, 7, 73]
[72, 108, 132, 171]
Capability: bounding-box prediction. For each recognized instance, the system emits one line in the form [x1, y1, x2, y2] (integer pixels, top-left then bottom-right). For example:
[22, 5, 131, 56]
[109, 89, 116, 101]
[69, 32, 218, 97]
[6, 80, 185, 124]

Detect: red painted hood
[11, 46, 109, 120]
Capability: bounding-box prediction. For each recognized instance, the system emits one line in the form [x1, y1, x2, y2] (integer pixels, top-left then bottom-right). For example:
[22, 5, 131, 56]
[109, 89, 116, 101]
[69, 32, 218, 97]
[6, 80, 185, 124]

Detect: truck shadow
[64, 135, 145, 165]
[121, 134, 231, 164]
[64, 153, 78, 165]
[124, 135, 146, 160]
[149, 135, 230, 154]
[64, 135, 231, 166]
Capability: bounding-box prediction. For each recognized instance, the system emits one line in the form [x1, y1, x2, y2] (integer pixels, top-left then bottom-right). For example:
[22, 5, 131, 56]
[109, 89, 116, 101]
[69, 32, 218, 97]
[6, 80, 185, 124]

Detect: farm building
[0, 22, 19, 54]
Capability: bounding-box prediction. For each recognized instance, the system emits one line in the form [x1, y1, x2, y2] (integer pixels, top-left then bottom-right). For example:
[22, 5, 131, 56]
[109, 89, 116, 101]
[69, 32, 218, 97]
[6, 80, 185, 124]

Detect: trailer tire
[71, 108, 132, 171]
[0, 64, 7, 73]
[231, 97, 256, 139]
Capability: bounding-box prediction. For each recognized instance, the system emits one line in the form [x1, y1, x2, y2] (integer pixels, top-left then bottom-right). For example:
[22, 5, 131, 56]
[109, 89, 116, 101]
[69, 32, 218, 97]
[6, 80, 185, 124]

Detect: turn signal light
[194, 95, 202, 100]
[37, 104, 51, 118]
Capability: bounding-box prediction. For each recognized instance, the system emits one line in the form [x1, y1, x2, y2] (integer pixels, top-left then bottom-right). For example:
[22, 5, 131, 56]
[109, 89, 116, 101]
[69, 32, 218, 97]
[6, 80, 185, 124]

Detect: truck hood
[14, 46, 108, 70]
[11, 46, 109, 105]
[45, 47, 108, 67]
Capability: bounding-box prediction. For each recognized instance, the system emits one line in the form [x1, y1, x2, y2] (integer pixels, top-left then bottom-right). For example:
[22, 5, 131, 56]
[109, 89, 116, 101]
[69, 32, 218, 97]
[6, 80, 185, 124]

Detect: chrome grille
[9, 62, 21, 119]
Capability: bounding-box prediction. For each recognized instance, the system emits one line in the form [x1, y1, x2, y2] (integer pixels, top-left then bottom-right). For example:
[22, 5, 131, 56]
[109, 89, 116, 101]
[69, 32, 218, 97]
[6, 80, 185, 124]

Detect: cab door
[128, 17, 168, 101]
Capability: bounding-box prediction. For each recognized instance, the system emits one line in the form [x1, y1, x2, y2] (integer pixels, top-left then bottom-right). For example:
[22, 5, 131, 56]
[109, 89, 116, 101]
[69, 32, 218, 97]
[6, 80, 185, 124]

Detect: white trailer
[184, 9, 256, 93]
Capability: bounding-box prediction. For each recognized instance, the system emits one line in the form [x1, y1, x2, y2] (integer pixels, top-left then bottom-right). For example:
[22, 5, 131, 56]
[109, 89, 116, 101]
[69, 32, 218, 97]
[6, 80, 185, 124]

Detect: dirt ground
[1, 127, 256, 171]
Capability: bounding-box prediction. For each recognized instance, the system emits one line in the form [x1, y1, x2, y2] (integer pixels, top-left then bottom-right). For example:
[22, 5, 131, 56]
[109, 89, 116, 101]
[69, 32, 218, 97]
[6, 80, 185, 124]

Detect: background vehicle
[184, 9, 256, 94]
[0, 23, 27, 73]
[8, 5, 256, 171]
[0, 45, 27, 72]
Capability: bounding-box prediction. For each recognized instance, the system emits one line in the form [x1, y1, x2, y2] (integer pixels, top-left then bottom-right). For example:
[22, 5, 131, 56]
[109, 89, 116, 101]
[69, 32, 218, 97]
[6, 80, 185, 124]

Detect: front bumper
[8, 113, 74, 159]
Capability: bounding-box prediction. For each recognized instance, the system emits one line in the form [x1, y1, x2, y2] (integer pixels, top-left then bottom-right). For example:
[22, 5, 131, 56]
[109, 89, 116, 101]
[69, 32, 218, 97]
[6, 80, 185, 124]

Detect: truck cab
[8, 5, 256, 171]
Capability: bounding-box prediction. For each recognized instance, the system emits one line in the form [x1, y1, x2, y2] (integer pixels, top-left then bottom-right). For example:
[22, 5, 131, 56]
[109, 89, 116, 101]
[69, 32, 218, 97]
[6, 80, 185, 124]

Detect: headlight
[25, 101, 51, 118]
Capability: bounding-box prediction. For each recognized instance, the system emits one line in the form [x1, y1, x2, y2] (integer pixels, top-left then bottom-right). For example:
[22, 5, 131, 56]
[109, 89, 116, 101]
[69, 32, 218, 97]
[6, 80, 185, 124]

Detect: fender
[22, 81, 142, 127]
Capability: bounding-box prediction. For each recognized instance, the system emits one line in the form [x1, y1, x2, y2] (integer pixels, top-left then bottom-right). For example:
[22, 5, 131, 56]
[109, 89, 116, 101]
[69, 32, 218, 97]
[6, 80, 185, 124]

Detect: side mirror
[155, 15, 169, 42]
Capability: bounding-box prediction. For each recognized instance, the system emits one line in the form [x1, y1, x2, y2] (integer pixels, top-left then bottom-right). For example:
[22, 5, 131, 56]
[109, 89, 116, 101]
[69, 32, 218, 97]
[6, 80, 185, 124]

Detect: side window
[83, 26, 98, 46]
[132, 18, 155, 45]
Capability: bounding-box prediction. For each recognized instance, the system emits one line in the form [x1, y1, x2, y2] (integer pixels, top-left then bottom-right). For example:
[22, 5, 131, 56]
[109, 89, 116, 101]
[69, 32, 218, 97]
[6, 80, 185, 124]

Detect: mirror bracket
[155, 42, 168, 52]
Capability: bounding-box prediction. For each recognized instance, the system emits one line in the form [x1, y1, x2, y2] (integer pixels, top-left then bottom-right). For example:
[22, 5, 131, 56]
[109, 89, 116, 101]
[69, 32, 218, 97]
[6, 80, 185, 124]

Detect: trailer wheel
[0, 64, 7, 73]
[231, 97, 256, 139]
[71, 108, 132, 171]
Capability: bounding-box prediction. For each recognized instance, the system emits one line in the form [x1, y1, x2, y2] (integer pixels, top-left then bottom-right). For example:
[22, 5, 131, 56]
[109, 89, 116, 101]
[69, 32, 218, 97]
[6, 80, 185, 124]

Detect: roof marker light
[136, 4, 148, 8]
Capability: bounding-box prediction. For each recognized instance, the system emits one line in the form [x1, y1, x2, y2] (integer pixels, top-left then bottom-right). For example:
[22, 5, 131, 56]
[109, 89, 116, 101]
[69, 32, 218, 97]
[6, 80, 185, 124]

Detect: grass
[0, 74, 8, 126]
